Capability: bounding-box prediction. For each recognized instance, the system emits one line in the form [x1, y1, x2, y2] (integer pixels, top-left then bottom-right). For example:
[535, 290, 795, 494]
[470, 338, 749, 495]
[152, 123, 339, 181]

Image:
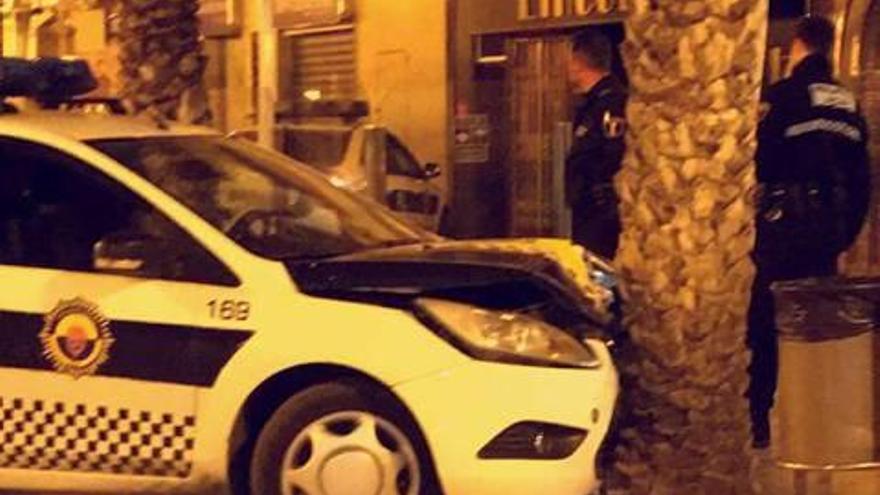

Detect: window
[386, 135, 425, 179]
[0, 138, 237, 286]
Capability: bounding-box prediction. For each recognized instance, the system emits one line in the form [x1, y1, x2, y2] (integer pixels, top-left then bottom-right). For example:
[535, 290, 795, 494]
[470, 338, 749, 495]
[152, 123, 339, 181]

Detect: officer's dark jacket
[565, 75, 627, 210]
[756, 54, 871, 257]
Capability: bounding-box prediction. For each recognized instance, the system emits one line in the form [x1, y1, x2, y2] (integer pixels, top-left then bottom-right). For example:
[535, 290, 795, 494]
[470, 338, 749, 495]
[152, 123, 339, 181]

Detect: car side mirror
[93, 232, 166, 277]
[424, 162, 442, 180]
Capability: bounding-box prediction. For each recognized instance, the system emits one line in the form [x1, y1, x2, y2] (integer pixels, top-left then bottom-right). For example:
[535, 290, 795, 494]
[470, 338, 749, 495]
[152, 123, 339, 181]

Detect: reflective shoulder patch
[784, 118, 863, 142]
[809, 83, 857, 112]
[602, 111, 626, 139]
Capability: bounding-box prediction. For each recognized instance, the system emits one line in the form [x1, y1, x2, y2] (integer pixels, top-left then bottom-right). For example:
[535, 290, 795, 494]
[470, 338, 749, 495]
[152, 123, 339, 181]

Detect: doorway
[506, 36, 573, 237]
[503, 25, 626, 238]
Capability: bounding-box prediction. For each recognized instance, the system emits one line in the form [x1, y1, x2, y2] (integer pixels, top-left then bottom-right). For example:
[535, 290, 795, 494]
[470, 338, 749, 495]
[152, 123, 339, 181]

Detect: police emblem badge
[40, 298, 114, 378]
[602, 111, 626, 138]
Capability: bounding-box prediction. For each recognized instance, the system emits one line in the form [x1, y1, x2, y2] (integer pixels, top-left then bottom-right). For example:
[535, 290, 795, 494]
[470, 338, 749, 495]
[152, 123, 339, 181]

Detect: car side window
[0, 137, 238, 286]
[385, 135, 425, 179]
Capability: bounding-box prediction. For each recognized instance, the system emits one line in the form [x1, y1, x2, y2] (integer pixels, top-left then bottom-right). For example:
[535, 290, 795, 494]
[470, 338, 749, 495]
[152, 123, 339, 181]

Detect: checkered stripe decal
[0, 397, 196, 477]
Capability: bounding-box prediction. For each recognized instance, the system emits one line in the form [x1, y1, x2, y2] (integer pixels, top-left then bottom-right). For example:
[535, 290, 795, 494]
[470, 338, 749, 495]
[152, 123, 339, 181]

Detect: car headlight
[590, 267, 618, 290]
[415, 299, 602, 369]
[581, 248, 618, 291]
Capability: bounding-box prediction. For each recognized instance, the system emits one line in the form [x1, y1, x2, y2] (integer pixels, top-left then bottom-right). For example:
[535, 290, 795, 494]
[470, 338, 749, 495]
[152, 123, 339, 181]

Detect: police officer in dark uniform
[566, 29, 628, 260]
[749, 16, 871, 448]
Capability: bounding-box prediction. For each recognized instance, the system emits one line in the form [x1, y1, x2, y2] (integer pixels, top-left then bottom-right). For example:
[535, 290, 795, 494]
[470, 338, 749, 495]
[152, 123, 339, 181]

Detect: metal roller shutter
[279, 28, 357, 103]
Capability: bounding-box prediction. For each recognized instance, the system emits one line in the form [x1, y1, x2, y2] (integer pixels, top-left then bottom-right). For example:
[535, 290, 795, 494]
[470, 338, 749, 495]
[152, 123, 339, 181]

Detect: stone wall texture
[610, 0, 768, 493]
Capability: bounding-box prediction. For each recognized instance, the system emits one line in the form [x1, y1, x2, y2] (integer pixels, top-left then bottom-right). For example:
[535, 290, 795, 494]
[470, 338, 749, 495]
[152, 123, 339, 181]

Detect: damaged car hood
[287, 239, 618, 328]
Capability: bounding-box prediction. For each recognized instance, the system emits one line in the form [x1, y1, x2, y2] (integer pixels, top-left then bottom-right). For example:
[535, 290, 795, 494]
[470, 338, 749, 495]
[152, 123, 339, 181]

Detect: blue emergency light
[0, 57, 97, 105]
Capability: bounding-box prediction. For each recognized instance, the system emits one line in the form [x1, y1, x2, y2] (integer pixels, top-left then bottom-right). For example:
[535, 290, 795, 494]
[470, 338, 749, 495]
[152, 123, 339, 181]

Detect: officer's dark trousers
[747, 253, 837, 446]
[572, 209, 621, 260]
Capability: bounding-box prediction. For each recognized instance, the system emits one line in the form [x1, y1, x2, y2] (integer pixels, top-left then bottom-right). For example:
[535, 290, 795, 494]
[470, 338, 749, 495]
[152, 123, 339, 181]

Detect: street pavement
[753, 452, 880, 494]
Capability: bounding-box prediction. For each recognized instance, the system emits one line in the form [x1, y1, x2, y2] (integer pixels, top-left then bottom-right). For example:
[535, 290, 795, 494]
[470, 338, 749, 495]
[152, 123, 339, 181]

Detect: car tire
[249, 380, 441, 495]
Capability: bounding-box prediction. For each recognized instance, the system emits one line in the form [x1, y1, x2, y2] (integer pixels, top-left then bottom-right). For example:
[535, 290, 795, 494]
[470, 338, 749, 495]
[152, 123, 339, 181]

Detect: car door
[384, 134, 441, 230]
[0, 137, 253, 487]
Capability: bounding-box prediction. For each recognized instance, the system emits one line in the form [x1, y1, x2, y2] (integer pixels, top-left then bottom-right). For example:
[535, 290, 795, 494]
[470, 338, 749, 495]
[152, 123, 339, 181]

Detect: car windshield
[88, 136, 432, 260]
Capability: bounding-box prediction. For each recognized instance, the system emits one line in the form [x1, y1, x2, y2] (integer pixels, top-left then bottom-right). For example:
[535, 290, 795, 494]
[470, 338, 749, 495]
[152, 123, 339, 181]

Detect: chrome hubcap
[280, 411, 420, 495]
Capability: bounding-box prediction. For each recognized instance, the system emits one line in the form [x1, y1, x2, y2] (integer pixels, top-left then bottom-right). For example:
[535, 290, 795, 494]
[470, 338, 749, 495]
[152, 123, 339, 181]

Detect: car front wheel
[249, 381, 436, 495]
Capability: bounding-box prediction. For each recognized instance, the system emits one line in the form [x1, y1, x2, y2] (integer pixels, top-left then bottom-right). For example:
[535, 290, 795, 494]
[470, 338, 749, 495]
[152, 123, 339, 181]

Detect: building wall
[448, 0, 518, 237]
[827, 0, 880, 272]
[448, 0, 626, 238]
[213, 0, 450, 197]
[453, 0, 625, 100]
[354, 0, 450, 185]
[853, 0, 880, 272]
[214, 1, 260, 134]
[4, 0, 451, 216]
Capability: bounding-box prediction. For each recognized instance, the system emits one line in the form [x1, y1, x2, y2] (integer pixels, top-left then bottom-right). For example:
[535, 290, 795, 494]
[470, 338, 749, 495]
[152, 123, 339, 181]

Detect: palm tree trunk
[609, 1, 769, 493]
[118, 0, 211, 124]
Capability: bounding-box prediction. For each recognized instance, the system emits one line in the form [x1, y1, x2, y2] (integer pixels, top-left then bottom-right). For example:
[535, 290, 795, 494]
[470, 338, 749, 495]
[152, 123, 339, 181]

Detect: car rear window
[281, 128, 352, 168]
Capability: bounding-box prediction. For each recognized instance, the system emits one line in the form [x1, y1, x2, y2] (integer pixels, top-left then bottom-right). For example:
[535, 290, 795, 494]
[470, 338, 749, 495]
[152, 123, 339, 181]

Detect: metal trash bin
[772, 277, 880, 493]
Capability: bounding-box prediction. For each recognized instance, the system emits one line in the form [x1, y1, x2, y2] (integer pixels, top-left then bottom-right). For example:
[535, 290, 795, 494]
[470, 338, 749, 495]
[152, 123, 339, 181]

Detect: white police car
[0, 58, 619, 495]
